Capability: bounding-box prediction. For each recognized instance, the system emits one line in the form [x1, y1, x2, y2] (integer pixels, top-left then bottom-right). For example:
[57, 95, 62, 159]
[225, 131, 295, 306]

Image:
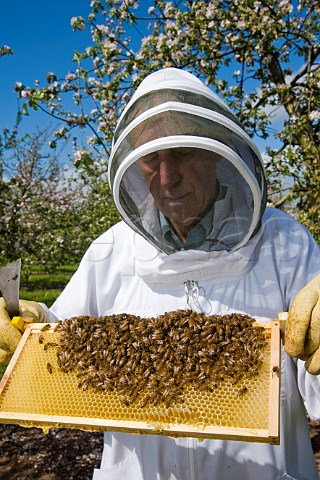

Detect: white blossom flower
[13, 81, 23, 91]
[0, 45, 12, 55]
[65, 73, 77, 82]
[87, 135, 96, 146]
[279, 0, 293, 11]
[71, 16, 86, 31]
[96, 24, 109, 35]
[237, 20, 246, 30]
[310, 111, 320, 122]
[206, 4, 215, 19]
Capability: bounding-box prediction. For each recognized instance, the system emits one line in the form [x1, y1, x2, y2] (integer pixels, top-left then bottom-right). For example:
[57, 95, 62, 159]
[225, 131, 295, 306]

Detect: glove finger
[22, 316, 38, 324]
[0, 347, 11, 364]
[0, 303, 11, 323]
[19, 300, 48, 323]
[0, 307, 22, 351]
[305, 346, 320, 375]
[303, 300, 320, 358]
[285, 286, 319, 358]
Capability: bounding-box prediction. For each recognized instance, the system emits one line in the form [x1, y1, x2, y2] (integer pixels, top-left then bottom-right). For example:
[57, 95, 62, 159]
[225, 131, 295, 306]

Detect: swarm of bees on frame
[41, 310, 267, 408]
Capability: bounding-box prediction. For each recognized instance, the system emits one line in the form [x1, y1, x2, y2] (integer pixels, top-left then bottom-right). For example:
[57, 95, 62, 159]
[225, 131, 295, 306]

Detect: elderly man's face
[138, 147, 218, 240]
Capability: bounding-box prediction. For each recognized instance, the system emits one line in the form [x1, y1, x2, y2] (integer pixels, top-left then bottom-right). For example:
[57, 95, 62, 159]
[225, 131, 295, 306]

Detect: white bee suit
[49, 68, 320, 479]
[50, 208, 320, 480]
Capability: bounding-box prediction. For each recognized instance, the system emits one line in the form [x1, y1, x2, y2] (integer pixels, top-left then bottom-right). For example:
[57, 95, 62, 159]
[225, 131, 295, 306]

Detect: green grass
[20, 288, 63, 307]
[24, 273, 73, 286]
[0, 363, 6, 378]
[24, 264, 77, 274]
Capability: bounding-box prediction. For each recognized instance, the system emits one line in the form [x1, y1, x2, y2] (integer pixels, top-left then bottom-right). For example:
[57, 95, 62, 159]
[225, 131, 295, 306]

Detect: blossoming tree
[14, 0, 320, 241]
[0, 125, 119, 267]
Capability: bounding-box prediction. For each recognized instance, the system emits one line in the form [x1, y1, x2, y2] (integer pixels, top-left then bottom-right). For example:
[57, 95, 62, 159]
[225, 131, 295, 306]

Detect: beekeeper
[1, 67, 320, 480]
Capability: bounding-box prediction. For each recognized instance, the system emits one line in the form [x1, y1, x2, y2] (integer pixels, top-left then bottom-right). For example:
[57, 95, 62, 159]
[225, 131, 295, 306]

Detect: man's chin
[165, 213, 201, 229]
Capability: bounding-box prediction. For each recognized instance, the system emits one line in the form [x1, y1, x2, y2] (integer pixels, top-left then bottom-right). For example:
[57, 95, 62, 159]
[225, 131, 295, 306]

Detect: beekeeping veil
[108, 68, 267, 254]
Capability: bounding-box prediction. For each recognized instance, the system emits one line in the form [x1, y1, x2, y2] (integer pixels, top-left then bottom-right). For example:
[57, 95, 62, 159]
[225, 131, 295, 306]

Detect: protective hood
[108, 68, 267, 254]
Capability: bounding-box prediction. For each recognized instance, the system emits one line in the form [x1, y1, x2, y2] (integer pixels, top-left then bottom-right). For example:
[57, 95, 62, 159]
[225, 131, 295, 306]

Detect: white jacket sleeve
[281, 220, 320, 419]
[297, 358, 320, 419]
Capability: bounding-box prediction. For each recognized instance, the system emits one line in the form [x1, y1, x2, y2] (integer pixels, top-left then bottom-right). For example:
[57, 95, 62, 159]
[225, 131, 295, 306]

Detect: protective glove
[284, 274, 320, 375]
[0, 298, 48, 364]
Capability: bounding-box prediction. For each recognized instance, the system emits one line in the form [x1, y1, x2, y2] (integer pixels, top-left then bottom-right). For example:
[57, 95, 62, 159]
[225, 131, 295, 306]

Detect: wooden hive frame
[0, 320, 280, 444]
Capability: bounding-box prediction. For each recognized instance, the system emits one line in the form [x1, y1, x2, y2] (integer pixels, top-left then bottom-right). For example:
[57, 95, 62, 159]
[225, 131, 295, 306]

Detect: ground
[0, 427, 103, 480]
[310, 420, 320, 475]
[0, 421, 319, 479]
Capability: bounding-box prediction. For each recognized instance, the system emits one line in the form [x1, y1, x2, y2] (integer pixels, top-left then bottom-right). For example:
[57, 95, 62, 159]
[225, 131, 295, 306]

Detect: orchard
[1, 0, 319, 269]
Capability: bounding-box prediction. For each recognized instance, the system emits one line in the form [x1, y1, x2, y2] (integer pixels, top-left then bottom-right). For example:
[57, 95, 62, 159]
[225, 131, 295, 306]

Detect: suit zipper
[188, 437, 197, 480]
[184, 280, 200, 310]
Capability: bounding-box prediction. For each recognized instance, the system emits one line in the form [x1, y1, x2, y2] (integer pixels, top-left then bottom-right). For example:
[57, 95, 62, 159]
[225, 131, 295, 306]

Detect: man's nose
[158, 152, 181, 186]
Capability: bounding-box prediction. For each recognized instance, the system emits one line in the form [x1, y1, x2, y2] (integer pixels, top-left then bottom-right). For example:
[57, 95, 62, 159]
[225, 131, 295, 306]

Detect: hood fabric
[108, 68, 267, 254]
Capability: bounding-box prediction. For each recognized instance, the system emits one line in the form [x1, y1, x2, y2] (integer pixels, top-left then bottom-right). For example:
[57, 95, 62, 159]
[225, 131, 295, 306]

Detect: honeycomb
[0, 319, 280, 444]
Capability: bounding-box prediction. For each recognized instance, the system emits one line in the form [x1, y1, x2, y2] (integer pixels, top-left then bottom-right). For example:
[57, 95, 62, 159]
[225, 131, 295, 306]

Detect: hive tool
[0, 258, 21, 319]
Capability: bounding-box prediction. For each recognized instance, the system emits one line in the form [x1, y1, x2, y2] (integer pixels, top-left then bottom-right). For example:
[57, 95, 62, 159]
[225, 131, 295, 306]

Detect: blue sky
[0, 1, 93, 133]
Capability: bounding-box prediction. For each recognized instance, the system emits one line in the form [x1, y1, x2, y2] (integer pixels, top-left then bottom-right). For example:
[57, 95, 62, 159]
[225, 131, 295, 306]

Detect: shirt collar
[159, 205, 214, 250]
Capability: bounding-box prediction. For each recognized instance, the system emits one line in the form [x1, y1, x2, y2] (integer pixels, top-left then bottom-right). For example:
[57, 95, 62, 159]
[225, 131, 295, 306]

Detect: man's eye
[174, 148, 195, 156]
[140, 154, 158, 163]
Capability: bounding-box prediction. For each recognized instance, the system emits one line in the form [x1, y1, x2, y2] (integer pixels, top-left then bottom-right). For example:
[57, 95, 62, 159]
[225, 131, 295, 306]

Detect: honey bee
[237, 386, 248, 397]
[232, 376, 242, 386]
[43, 342, 59, 351]
[119, 396, 130, 406]
[46, 362, 53, 374]
[138, 398, 146, 408]
[77, 376, 89, 391]
[41, 323, 51, 332]
[48, 310, 267, 407]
